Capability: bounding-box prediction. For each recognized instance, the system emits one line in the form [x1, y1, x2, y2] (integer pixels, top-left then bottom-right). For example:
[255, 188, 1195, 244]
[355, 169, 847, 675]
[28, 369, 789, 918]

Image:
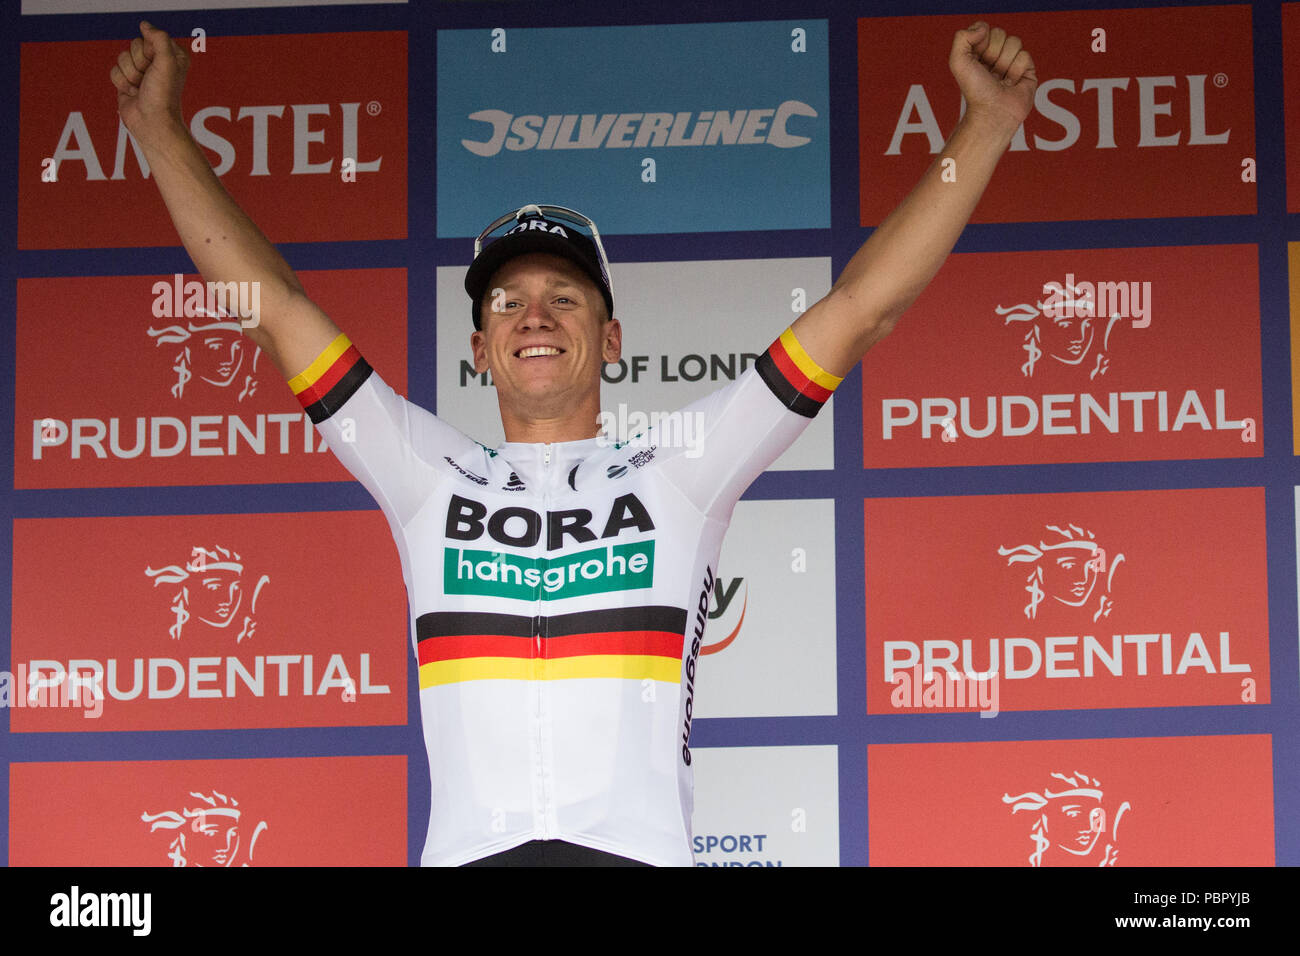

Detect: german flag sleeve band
[289, 333, 373, 424]
[755, 327, 843, 418]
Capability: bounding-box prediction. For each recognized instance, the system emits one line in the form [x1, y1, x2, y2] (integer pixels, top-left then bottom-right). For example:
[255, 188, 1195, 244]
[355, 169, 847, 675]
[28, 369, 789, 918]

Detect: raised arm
[110, 20, 342, 379]
[791, 21, 1037, 375]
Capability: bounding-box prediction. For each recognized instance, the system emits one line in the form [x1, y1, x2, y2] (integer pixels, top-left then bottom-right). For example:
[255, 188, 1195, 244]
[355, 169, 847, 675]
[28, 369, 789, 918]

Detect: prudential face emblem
[1001, 771, 1131, 867]
[998, 524, 1123, 623]
[147, 319, 262, 401]
[996, 281, 1126, 381]
[140, 790, 269, 867]
[144, 545, 271, 642]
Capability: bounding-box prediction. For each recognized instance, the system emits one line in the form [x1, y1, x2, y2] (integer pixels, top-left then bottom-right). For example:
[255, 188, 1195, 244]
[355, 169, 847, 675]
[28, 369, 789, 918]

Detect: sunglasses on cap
[473, 203, 615, 301]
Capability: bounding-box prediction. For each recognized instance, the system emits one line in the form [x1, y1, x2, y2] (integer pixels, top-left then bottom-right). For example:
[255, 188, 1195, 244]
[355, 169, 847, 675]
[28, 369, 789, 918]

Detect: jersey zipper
[534, 442, 556, 838]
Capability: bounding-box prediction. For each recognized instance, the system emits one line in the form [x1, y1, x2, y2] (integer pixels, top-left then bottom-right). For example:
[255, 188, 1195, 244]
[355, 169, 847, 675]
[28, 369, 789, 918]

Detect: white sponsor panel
[436, 257, 835, 470]
[697, 498, 836, 717]
[691, 745, 839, 866]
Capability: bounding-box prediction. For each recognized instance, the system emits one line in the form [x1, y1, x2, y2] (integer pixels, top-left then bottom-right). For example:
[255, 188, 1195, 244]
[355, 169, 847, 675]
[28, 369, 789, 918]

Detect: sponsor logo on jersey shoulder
[443, 456, 488, 485]
[628, 447, 656, 468]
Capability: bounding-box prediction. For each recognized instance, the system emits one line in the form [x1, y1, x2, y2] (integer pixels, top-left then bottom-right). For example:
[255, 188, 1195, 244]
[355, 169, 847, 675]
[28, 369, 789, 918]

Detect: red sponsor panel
[19, 31, 406, 249]
[10, 511, 407, 731]
[1286, 5, 1300, 212]
[15, 268, 406, 488]
[10, 756, 405, 865]
[865, 488, 1268, 714]
[862, 245, 1260, 467]
[867, 735, 1273, 865]
[859, 7, 1254, 224]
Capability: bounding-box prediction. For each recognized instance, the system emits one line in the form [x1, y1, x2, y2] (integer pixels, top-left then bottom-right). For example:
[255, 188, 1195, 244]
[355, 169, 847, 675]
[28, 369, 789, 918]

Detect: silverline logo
[461, 101, 818, 156]
[50, 885, 151, 936]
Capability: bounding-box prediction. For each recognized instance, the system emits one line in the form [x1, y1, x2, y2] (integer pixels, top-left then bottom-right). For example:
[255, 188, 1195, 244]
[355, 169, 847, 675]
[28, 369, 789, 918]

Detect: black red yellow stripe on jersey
[289, 333, 372, 423]
[756, 327, 842, 418]
[416, 606, 688, 688]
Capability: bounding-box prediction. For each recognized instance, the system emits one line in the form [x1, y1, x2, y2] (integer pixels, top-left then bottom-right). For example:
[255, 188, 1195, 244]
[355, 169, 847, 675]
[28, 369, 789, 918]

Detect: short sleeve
[656, 326, 842, 519]
[288, 333, 473, 528]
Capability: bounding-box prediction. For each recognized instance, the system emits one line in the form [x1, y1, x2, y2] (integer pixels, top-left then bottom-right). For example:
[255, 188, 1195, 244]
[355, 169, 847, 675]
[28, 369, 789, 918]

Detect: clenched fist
[949, 21, 1037, 133]
[110, 21, 190, 146]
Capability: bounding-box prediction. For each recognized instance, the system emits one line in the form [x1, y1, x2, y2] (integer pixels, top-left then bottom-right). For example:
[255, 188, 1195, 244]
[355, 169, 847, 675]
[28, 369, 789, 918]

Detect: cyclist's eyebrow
[494, 275, 589, 295]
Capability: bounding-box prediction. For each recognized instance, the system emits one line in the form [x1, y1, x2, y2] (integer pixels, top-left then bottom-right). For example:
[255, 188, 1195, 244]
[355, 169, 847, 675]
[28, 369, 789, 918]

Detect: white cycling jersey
[289, 327, 839, 866]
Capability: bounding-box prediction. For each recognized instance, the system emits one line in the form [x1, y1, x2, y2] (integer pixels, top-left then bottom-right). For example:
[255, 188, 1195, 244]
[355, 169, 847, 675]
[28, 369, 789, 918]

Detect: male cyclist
[112, 19, 1035, 866]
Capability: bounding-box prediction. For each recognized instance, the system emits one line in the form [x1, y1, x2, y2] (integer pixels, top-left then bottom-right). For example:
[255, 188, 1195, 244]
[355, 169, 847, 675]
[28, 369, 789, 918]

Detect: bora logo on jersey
[442, 493, 656, 600]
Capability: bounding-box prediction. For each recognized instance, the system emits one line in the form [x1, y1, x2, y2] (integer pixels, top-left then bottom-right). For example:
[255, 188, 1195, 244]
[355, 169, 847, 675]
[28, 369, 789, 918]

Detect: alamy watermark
[1, 664, 103, 718]
[597, 404, 706, 459]
[890, 664, 1000, 718]
[152, 274, 261, 328]
[1041, 273, 1151, 328]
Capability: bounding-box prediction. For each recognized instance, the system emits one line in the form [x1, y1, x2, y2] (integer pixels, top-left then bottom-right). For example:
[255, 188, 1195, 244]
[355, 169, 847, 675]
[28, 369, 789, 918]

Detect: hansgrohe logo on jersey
[445, 541, 654, 599]
[442, 493, 657, 599]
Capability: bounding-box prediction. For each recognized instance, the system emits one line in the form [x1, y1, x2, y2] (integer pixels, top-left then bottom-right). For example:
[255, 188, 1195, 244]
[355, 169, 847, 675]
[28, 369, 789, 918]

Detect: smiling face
[471, 252, 621, 442]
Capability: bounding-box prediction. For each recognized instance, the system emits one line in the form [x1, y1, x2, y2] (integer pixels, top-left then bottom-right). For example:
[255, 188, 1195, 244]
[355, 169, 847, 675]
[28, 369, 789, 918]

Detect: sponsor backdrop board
[692, 745, 839, 866]
[9, 756, 406, 866]
[698, 498, 837, 718]
[859, 6, 1255, 224]
[3, 0, 1294, 871]
[868, 735, 1274, 866]
[10, 511, 408, 731]
[15, 269, 408, 489]
[866, 487, 1269, 714]
[436, 22, 829, 236]
[862, 245, 1262, 468]
[18, 32, 407, 249]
